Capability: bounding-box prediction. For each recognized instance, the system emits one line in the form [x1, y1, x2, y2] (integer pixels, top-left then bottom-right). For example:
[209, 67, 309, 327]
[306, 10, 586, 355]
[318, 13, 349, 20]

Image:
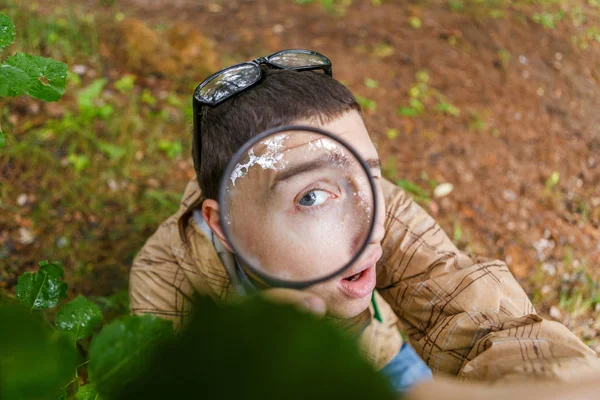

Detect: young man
[129, 50, 600, 391]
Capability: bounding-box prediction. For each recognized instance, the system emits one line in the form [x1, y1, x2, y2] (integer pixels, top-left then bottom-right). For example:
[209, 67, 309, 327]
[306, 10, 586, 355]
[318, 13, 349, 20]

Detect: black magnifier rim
[218, 125, 378, 289]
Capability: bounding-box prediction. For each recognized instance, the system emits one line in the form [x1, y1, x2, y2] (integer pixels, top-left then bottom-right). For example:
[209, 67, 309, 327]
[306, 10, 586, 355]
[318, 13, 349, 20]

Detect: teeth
[349, 272, 361, 282]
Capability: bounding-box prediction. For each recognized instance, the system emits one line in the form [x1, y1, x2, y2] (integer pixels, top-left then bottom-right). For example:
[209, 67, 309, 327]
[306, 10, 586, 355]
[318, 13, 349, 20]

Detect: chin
[327, 294, 372, 319]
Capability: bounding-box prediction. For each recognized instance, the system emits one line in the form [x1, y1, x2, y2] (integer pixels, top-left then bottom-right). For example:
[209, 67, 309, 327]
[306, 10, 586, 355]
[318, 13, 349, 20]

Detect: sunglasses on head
[192, 49, 333, 167]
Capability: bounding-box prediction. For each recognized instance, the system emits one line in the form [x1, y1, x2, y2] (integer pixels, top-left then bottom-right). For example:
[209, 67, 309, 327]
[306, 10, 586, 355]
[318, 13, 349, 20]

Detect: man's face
[223, 110, 385, 319]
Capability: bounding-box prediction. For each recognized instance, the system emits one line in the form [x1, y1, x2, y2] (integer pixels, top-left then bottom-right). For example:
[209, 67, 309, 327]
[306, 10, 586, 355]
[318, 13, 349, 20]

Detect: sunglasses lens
[268, 51, 330, 69]
[196, 63, 260, 104]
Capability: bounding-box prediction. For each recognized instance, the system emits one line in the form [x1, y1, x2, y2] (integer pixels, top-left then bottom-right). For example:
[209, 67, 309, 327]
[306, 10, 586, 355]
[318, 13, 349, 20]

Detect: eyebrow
[270, 155, 382, 190]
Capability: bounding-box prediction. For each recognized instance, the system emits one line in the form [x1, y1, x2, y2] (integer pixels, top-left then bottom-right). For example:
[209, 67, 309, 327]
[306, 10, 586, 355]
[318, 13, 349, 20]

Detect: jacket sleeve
[129, 215, 195, 328]
[375, 178, 600, 382]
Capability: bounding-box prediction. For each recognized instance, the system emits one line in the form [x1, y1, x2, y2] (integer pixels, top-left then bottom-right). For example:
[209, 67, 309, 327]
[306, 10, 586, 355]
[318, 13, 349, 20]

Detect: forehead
[292, 110, 378, 162]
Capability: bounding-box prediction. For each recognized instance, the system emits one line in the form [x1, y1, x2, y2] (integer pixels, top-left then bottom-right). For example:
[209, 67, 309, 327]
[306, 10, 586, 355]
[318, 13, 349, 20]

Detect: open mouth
[338, 247, 382, 299]
[344, 270, 365, 282]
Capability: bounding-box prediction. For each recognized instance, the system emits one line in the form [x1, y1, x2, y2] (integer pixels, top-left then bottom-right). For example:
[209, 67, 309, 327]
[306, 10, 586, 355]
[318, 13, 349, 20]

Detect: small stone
[541, 262, 556, 276]
[433, 183, 454, 198]
[549, 306, 562, 320]
[56, 236, 69, 248]
[18, 227, 36, 245]
[107, 179, 119, 192]
[16, 194, 28, 207]
[541, 285, 552, 296]
[502, 189, 517, 201]
[72, 64, 88, 75]
[272, 24, 284, 34]
[519, 55, 528, 64]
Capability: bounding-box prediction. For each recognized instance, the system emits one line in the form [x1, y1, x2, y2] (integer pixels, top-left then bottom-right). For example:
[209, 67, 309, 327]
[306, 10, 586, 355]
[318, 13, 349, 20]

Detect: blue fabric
[379, 342, 433, 393]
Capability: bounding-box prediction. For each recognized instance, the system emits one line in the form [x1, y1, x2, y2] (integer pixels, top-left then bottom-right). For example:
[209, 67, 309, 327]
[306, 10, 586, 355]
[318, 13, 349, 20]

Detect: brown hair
[192, 68, 362, 201]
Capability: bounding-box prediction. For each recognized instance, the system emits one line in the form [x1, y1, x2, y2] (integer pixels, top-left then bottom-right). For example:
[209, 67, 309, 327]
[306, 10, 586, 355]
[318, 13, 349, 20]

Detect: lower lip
[338, 265, 376, 299]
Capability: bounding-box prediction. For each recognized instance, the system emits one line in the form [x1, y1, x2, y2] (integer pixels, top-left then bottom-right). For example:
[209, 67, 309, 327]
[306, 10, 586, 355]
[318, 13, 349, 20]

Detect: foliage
[0, 13, 68, 102]
[0, 304, 79, 400]
[55, 295, 103, 340]
[396, 70, 461, 119]
[115, 296, 397, 400]
[16, 260, 68, 310]
[2, 263, 398, 400]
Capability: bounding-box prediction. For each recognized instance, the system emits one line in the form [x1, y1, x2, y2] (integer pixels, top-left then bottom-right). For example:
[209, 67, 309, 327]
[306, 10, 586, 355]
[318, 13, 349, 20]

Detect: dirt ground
[1, 0, 599, 348]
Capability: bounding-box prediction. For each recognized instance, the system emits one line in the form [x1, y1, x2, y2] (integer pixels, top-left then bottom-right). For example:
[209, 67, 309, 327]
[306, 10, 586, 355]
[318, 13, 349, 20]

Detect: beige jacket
[130, 178, 600, 381]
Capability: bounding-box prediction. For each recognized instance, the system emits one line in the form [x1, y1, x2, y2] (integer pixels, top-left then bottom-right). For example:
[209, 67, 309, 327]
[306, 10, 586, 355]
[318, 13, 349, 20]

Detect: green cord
[371, 291, 383, 323]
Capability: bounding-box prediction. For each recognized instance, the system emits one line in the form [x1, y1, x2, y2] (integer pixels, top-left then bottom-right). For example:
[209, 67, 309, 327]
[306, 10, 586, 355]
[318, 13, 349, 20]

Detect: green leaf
[386, 128, 398, 139]
[68, 153, 90, 171]
[396, 179, 430, 201]
[55, 295, 103, 340]
[15, 260, 68, 310]
[98, 141, 126, 160]
[409, 16, 422, 29]
[75, 384, 99, 400]
[0, 13, 16, 51]
[355, 94, 377, 111]
[113, 297, 396, 400]
[89, 314, 173, 395]
[435, 101, 461, 116]
[114, 74, 136, 93]
[397, 106, 420, 117]
[77, 78, 107, 111]
[0, 64, 30, 97]
[0, 130, 5, 148]
[0, 305, 79, 400]
[141, 88, 156, 105]
[3, 53, 67, 101]
[364, 77, 378, 89]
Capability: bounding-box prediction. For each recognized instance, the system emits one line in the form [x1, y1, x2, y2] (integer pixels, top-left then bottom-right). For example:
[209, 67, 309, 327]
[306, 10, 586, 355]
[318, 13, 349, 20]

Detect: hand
[261, 288, 327, 318]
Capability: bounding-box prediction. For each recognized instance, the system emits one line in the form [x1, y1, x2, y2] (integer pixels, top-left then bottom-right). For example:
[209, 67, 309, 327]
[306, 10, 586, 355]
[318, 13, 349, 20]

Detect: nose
[368, 180, 386, 245]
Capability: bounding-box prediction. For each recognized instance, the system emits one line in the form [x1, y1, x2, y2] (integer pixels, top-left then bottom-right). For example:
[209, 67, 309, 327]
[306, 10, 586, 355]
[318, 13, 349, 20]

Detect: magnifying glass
[218, 125, 378, 289]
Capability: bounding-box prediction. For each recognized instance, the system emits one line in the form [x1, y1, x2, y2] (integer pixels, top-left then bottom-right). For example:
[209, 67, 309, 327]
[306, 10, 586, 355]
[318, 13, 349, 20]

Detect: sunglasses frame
[193, 49, 333, 107]
[192, 49, 333, 172]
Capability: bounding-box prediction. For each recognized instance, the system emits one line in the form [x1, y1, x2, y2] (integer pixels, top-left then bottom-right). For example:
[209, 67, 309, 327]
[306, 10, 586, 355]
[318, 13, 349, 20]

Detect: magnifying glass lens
[220, 128, 376, 286]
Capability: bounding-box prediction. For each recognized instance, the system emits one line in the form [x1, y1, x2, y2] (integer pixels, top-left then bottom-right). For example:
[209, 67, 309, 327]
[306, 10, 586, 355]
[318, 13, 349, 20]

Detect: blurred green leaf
[0, 305, 79, 400]
[75, 384, 99, 400]
[55, 295, 103, 340]
[114, 296, 396, 400]
[114, 74, 136, 93]
[449, 0, 464, 10]
[396, 179, 430, 201]
[409, 16, 422, 29]
[2, 53, 67, 101]
[98, 141, 126, 160]
[546, 171, 560, 189]
[0, 130, 5, 148]
[15, 260, 68, 310]
[141, 89, 156, 105]
[89, 314, 173, 396]
[435, 101, 461, 116]
[0, 13, 16, 51]
[157, 139, 182, 159]
[68, 153, 90, 171]
[386, 128, 398, 139]
[364, 77, 378, 89]
[355, 94, 377, 112]
[77, 78, 107, 111]
[397, 106, 420, 117]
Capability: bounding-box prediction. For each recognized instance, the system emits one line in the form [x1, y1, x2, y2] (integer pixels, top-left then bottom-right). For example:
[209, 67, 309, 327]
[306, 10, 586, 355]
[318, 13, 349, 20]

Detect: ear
[201, 199, 234, 253]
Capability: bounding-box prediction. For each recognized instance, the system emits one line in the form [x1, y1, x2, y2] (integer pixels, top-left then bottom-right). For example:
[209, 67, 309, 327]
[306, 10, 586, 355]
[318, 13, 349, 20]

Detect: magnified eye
[298, 190, 329, 207]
